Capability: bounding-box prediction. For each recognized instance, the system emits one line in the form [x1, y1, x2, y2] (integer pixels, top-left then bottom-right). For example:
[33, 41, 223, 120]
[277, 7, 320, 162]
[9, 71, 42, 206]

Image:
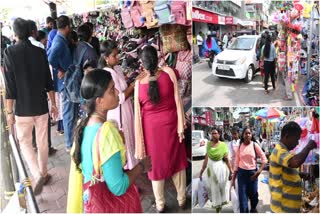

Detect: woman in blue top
[203, 31, 222, 56]
[71, 69, 151, 212]
[261, 34, 277, 94]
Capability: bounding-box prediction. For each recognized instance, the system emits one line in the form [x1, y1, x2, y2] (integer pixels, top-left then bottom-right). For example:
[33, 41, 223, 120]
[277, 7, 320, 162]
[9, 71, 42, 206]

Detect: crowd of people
[197, 122, 317, 213]
[2, 14, 190, 213]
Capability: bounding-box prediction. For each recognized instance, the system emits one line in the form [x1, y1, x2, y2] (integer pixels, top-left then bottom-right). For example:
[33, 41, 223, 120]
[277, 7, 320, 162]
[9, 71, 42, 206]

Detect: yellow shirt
[269, 143, 302, 213]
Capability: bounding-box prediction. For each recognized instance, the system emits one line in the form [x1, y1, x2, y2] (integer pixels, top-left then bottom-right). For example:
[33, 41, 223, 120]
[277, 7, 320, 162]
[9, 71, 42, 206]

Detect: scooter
[206, 50, 216, 68]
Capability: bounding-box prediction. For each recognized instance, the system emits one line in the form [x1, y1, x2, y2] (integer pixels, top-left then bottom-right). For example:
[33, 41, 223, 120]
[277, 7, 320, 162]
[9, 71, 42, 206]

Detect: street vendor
[269, 121, 317, 213]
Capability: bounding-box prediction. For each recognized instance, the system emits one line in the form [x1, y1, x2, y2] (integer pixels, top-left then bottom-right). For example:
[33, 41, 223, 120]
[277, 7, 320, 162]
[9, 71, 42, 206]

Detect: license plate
[218, 65, 229, 70]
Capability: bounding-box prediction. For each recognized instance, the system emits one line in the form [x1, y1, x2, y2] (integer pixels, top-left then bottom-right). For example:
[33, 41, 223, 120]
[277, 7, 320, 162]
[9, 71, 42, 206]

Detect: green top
[206, 141, 228, 161]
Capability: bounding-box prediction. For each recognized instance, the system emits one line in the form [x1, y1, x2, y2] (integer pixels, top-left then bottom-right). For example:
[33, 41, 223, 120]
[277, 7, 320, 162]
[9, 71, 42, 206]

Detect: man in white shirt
[228, 126, 240, 213]
[197, 31, 204, 57]
[223, 33, 229, 50]
[28, 20, 45, 49]
[228, 126, 240, 167]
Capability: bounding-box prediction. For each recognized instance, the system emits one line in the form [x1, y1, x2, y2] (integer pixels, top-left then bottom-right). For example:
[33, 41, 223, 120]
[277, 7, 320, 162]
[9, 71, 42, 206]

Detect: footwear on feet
[44, 174, 52, 185]
[264, 90, 269, 95]
[152, 202, 165, 213]
[65, 148, 71, 153]
[33, 176, 45, 195]
[48, 147, 57, 156]
[283, 95, 293, 101]
[179, 201, 186, 210]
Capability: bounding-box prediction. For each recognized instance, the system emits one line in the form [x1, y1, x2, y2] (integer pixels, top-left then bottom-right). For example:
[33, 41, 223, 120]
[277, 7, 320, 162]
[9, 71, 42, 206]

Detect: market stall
[64, 1, 192, 110]
[272, 0, 319, 105]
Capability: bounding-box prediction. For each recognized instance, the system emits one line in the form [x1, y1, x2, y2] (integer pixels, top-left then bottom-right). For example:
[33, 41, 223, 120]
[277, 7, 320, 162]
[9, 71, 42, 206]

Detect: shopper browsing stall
[68, 69, 151, 213]
[99, 40, 145, 170]
[135, 45, 188, 212]
[269, 121, 317, 213]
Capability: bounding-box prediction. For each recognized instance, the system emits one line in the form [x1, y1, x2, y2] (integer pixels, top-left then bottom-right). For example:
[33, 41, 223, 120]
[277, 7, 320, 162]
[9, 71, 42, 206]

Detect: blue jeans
[198, 45, 203, 57]
[62, 89, 79, 149]
[237, 168, 259, 213]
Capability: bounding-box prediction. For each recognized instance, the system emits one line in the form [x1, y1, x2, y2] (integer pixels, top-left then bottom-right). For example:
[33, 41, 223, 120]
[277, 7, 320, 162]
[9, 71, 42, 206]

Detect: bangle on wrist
[7, 111, 13, 115]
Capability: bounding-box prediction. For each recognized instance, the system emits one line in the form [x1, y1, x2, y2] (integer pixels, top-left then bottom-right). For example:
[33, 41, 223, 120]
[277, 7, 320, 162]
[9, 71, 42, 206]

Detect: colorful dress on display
[138, 70, 188, 180]
[104, 66, 139, 170]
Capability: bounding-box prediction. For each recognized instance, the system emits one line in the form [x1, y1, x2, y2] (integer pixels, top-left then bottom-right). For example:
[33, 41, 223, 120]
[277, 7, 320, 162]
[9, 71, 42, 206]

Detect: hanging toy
[273, 12, 280, 23]
[294, 1, 304, 11]
[290, 8, 300, 20]
[291, 83, 296, 92]
[302, 2, 313, 18]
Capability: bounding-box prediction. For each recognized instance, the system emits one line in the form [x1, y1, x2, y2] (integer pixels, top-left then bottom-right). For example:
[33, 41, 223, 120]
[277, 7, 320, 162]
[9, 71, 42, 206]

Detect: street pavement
[192, 158, 271, 213]
[192, 61, 304, 107]
[23, 126, 191, 213]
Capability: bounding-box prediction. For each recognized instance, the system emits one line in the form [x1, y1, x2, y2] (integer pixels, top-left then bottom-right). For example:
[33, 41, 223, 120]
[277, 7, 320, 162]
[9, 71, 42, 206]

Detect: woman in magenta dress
[135, 46, 188, 212]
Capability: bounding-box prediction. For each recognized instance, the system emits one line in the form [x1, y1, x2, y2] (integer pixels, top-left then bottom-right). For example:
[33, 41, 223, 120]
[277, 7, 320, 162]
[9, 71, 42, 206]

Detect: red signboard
[192, 8, 218, 24]
[205, 111, 212, 126]
[193, 116, 208, 126]
[225, 16, 234, 25]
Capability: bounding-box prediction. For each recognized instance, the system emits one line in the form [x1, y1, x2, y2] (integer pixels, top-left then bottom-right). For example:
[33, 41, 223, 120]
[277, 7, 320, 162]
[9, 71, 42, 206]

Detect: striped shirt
[269, 143, 302, 213]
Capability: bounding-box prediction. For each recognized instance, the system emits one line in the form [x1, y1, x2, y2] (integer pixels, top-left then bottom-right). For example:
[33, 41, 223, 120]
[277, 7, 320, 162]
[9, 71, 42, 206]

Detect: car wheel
[244, 66, 254, 83]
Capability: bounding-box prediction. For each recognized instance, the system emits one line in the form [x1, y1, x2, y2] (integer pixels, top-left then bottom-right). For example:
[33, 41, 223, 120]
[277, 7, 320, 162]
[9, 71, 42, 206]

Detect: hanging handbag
[83, 126, 142, 213]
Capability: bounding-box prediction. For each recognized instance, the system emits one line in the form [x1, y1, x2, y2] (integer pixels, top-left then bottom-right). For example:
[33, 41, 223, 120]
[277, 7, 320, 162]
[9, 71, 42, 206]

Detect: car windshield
[192, 132, 201, 139]
[228, 38, 256, 50]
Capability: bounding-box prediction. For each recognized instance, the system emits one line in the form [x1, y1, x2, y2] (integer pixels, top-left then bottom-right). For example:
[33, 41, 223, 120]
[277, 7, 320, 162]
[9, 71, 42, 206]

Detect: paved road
[192, 158, 271, 213]
[192, 61, 302, 107]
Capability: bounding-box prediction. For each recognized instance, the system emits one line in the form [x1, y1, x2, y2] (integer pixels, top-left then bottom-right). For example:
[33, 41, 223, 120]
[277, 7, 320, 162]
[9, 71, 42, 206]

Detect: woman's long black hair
[240, 126, 257, 144]
[98, 40, 118, 69]
[73, 69, 113, 171]
[211, 127, 224, 142]
[263, 34, 272, 59]
[141, 45, 160, 104]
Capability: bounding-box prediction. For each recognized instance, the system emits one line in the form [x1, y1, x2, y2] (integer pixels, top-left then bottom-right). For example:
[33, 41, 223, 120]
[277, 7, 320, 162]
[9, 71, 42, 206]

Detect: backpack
[140, 0, 158, 28]
[154, 0, 173, 25]
[120, 7, 134, 29]
[130, 0, 143, 27]
[170, 1, 187, 25]
[64, 48, 86, 103]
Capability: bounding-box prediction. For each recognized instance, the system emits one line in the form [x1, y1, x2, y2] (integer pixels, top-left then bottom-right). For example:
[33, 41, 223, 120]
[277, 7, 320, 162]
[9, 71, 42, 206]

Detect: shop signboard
[193, 116, 207, 126]
[192, 8, 218, 24]
[218, 15, 225, 25]
[225, 16, 234, 25]
[215, 121, 224, 126]
[205, 111, 212, 126]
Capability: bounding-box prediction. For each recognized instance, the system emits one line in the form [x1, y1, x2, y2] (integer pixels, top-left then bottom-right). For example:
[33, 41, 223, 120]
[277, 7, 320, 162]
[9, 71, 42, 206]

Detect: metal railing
[8, 133, 40, 213]
[0, 29, 39, 211]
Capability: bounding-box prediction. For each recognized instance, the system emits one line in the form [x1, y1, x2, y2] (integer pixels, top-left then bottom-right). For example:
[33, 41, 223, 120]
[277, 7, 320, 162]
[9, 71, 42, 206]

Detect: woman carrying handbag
[67, 69, 151, 213]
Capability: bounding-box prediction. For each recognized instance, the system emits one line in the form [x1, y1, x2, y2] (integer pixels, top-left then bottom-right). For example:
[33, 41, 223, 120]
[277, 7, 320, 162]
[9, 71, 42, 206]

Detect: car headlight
[236, 56, 247, 65]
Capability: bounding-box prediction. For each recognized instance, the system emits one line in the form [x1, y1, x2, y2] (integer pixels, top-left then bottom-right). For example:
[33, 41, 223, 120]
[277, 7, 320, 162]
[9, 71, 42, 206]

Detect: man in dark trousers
[4, 18, 58, 195]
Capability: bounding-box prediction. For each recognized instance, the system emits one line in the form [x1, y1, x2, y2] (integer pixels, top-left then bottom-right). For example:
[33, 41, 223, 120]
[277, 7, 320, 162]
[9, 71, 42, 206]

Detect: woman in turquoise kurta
[67, 69, 151, 213]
